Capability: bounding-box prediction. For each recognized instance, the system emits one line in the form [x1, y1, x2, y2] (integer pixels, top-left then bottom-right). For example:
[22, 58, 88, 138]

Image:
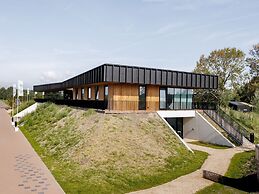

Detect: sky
[0, 0, 259, 89]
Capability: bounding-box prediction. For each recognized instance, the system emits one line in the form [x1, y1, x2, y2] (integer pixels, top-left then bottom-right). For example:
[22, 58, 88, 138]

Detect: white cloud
[40, 71, 59, 83]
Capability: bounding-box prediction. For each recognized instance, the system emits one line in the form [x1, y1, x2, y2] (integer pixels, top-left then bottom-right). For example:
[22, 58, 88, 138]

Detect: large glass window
[104, 86, 108, 101]
[159, 88, 166, 109]
[187, 89, 193, 109]
[174, 88, 181, 110]
[81, 88, 85, 100]
[167, 88, 174, 109]
[139, 86, 146, 110]
[88, 87, 91, 99]
[95, 86, 99, 100]
[160, 87, 194, 110]
[181, 89, 187, 109]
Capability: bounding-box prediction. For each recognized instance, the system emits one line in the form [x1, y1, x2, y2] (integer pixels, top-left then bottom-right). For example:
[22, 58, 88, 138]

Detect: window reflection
[159, 88, 166, 109]
[159, 87, 193, 110]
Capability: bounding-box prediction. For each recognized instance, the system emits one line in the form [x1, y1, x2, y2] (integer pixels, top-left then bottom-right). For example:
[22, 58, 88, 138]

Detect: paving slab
[0, 108, 64, 194]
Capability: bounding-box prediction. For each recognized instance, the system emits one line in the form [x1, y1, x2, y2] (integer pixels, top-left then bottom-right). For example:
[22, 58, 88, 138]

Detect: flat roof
[34, 63, 218, 92]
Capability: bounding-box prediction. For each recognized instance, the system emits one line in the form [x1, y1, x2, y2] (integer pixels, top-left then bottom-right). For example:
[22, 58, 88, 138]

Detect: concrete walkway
[0, 108, 64, 194]
[130, 140, 250, 194]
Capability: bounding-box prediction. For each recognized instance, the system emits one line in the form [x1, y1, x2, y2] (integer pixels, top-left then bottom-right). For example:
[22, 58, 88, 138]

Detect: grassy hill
[19, 103, 207, 194]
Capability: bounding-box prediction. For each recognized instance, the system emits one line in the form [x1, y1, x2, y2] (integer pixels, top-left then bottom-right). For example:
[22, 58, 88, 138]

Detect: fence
[204, 109, 243, 145]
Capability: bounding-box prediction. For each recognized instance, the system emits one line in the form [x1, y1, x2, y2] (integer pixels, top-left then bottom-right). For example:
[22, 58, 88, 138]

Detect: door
[165, 118, 183, 138]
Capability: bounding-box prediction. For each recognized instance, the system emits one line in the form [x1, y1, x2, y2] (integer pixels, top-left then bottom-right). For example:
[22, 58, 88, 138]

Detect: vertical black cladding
[156, 70, 161, 85]
[196, 74, 201, 88]
[113, 66, 120, 82]
[167, 71, 172, 86]
[172, 72, 177, 86]
[34, 64, 218, 92]
[145, 69, 150, 84]
[126, 66, 133, 83]
[177, 72, 182, 86]
[150, 69, 156, 84]
[162, 71, 167, 85]
[182, 73, 187, 87]
[133, 68, 139, 83]
[187, 73, 192, 87]
[120, 66, 126, 82]
[192, 74, 196, 88]
[205, 75, 210, 88]
[139, 68, 145, 84]
[210, 76, 214, 89]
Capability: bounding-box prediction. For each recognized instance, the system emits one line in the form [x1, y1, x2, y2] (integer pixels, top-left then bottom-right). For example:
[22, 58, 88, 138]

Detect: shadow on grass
[203, 170, 259, 193]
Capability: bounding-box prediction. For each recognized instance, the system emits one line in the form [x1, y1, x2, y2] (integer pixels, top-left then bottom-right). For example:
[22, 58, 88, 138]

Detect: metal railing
[203, 109, 243, 145]
[217, 108, 251, 141]
[34, 98, 108, 109]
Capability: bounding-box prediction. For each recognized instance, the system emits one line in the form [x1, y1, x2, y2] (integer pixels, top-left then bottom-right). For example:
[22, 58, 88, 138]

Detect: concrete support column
[78, 88, 82, 100]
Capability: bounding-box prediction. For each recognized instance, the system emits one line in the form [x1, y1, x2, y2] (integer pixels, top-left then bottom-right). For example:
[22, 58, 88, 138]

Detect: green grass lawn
[188, 141, 230, 149]
[197, 150, 258, 194]
[19, 103, 208, 194]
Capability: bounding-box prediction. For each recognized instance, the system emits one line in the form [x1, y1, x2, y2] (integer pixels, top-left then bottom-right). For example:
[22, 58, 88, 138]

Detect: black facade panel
[113, 66, 120, 82]
[201, 75, 205, 88]
[205, 75, 210, 88]
[167, 71, 172, 85]
[156, 70, 161, 85]
[126, 67, 133, 83]
[145, 69, 150, 84]
[120, 66, 126, 82]
[182, 73, 187, 87]
[172, 72, 177, 86]
[162, 71, 167, 85]
[106, 65, 113, 82]
[210, 76, 214, 89]
[133, 68, 139, 83]
[34, 64, 218, 92]
[187, 73, 192, 87]
[214, 76, 218, 89]
[103, 66, 107, 82]
[192, 74, 196, 88]
[177, 72, 182, 86]
[197, 74, 201, 88]
[139, 68, 145, 84]
[151, 69, 156, 84]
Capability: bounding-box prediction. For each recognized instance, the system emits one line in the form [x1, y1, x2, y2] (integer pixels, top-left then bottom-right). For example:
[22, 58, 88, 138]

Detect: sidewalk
[0, 108, 64, 194]
[129, 141, 247, 194]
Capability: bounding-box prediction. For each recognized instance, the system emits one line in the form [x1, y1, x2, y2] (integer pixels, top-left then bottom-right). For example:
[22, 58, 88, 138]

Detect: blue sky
[0, 0, 259, 88]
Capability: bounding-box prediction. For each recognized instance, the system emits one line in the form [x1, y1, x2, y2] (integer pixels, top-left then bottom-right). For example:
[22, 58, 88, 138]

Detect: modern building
[34, 64, 238, 148]
[34, 63, 218, 111]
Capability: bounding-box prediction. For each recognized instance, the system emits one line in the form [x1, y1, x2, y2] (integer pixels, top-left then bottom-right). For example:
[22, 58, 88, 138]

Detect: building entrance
[165, 118, 183, 138]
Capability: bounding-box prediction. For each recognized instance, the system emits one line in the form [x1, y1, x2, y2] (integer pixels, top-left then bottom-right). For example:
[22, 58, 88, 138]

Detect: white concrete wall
[14, 103, 38, 122]
[183, 111, 234, 147]
[157, 110, 195, 118]
[157, 112, 193, 152]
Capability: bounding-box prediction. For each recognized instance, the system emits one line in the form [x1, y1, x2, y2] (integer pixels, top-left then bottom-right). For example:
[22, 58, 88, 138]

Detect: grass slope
[20, 103, 208, 194]
[197, 151, 258, 194]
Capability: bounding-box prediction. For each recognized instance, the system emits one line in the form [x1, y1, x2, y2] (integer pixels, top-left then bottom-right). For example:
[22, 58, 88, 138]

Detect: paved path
[130, 140, 250, 194]
[0, 108, 64, 194]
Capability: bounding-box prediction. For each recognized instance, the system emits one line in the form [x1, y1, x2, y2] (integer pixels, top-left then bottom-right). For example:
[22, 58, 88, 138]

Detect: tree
[194, 48, 246, 91]
[246, 43, 259, 77]
[194, 48, 246, 106]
